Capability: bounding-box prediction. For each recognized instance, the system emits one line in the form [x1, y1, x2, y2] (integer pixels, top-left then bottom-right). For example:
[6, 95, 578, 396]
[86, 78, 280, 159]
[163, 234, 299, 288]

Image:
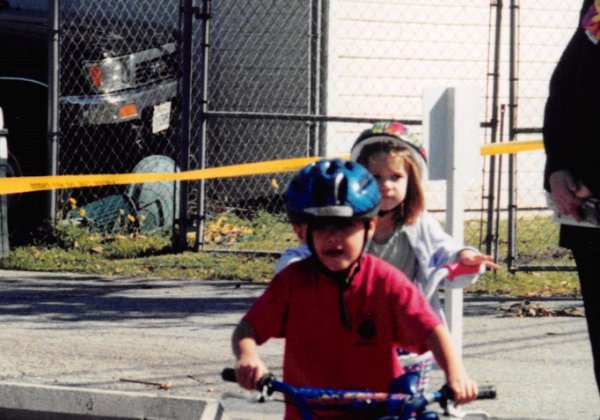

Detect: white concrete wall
[321, 0, 580, 212]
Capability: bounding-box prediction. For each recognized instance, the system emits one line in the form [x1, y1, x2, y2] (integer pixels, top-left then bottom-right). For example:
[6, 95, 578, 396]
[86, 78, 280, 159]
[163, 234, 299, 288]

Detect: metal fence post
[174, 0, 195, 251]
[506, 0, 518, 271]
[484, 0, 503, 258]
[193, 0, 211, 252]
[48, 0, 60, 226]
[0, 107, 9, 257]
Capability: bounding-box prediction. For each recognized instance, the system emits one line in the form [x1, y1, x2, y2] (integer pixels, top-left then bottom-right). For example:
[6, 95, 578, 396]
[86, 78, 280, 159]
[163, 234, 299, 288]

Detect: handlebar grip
[445, 261, 484, 280]
[221, 367, 276, 395]
[442, 384, 497, 401]
[477, 385, 497, 400]
[221, 367, 237, 383]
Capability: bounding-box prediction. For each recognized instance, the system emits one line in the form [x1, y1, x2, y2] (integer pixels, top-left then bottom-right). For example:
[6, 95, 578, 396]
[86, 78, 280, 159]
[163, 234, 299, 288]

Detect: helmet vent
[325, 160, 337, 174]
[334, 173, 347, 205]
[313, 177, 329, 207]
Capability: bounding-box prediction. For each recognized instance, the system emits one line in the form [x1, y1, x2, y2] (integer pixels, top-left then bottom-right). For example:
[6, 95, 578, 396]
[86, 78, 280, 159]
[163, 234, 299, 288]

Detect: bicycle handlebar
[438, 383, 497, 401]
[222, 367, 274, 392]
[444, 261, 485, 280]
[221, 367, 238, 383]
[423, 261, 485, 301]
[221, 367, 496, 401]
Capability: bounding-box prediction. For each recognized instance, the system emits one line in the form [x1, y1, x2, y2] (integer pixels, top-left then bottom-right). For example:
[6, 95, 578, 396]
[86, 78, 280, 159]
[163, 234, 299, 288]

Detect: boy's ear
[292, 223, 308, 244]
[366, 218, 377, 238]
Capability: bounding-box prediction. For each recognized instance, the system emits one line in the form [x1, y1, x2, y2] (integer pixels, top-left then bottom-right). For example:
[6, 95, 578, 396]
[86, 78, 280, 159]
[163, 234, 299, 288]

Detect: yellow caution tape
[480, 139, 543, 156]
[0, 156, 329, 195]
[0, 138, 547, 196]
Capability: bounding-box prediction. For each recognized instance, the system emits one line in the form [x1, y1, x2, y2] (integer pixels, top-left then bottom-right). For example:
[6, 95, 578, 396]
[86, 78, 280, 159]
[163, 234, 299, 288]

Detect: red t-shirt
[243, 253, 441, 419]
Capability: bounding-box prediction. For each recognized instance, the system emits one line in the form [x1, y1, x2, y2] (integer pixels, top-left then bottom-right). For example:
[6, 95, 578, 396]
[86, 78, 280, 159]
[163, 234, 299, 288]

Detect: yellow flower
[69, 197, 77, 209]
[78, 208, 86, 217]
[271, 179, 280, 191]
[127, 214, 136, 223]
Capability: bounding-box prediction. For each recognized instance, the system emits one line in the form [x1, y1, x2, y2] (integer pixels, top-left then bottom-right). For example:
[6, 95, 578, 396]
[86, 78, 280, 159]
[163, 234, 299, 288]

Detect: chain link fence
[503, 0, 580, 270]
[191, 0, 498, 255]
[189, 1, 323, 252]
[55, 0, 181, 235]
[2, 0, 584, 269]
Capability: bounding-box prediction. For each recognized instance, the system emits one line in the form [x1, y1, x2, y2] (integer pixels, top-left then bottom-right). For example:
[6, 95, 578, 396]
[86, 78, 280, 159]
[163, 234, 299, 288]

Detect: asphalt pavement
[0, 269, 598, 419]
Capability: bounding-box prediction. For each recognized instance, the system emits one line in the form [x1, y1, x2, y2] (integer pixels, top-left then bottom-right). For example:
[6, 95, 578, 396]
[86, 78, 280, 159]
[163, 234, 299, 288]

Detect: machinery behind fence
[0, 0, 581, 271]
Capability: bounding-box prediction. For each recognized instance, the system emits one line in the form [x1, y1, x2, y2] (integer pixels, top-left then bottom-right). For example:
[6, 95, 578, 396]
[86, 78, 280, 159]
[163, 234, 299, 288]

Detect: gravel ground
[0, 269, 598, 419]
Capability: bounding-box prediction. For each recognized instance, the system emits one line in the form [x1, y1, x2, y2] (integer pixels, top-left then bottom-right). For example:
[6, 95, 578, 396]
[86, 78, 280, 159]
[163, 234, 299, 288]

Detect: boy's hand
[235, 355, 268, 390]
[426, 326, 479, 405]
[232, 321, 267, 390]
[447, 374, 478, 405]
[458, 250, 501, 270]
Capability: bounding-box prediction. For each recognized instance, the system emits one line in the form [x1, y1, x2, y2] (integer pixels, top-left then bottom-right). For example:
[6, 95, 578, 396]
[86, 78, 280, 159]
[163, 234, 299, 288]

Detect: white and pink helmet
[350, 121, 428, 176]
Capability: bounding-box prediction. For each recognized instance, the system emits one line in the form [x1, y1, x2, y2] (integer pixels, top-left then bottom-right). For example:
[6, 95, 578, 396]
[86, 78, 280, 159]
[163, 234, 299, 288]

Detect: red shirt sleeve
[242, 273, 290, 345]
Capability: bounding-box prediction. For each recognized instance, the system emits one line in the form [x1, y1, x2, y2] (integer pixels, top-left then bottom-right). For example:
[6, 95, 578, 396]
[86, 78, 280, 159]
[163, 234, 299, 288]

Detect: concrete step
[0, 381, 229, 420]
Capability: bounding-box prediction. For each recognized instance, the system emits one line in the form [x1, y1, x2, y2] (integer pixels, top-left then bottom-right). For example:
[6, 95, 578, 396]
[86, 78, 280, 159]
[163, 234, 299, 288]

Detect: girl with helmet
[231, 158, 479, 419]
[275, 122, 499, 393]
[278, 122, 498, 318]
[350, 121, 499, 318]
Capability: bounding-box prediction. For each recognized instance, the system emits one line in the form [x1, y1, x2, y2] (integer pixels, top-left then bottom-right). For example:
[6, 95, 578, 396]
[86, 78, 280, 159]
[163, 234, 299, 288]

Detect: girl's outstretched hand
[458, 250, 501, 270]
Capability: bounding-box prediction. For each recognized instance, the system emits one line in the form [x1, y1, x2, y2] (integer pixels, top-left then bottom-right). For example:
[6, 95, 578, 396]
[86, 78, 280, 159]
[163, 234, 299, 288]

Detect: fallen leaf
[90, 246, 103, 254]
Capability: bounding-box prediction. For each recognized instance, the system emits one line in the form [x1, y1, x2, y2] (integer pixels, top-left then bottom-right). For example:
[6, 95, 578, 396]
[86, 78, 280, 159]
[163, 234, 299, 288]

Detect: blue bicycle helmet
[285, 159, 381, 224]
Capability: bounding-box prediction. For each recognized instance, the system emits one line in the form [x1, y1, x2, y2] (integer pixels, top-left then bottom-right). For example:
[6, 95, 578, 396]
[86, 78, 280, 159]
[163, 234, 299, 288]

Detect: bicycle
[222, 368, 496, 420]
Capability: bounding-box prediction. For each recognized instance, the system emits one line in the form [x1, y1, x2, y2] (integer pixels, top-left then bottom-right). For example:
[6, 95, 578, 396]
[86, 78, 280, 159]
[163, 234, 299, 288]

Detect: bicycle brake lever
[439, 384, 453, 415]
[256, 373, 276, 402]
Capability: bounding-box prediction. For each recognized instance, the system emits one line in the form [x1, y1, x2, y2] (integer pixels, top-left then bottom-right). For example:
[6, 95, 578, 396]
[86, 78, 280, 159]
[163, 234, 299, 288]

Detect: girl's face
[311, 219, 375, 272]
[367, 154, 409, 212]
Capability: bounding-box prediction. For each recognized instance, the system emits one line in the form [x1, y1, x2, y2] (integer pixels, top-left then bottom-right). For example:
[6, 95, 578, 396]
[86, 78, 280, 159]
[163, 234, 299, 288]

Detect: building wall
[321, 0, 580, 212]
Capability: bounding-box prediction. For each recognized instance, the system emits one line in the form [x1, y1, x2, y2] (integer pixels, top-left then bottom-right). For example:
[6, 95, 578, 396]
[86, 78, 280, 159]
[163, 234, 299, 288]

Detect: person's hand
[549, 170, 591, 221]
[235, 354, 268, 390]
[447, 373, 478, 406]
[458, 250, 501, 270]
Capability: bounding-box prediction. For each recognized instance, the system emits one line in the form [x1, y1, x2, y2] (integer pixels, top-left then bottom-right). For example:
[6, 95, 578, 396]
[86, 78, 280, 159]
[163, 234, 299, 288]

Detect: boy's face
[367, 154, 409, 212]
[310, 219, 375, 272]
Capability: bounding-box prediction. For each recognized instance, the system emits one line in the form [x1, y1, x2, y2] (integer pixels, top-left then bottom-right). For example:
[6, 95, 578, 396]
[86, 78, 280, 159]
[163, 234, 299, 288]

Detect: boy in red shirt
[231, 159, 478, 419]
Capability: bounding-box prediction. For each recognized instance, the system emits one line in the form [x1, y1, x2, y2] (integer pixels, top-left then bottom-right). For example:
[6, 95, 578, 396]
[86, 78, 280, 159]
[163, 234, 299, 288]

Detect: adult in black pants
[543, 0, 600, 395]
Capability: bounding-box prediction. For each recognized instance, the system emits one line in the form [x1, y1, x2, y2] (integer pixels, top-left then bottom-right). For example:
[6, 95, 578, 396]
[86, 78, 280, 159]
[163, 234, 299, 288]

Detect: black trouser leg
[572, 248, 600, 395]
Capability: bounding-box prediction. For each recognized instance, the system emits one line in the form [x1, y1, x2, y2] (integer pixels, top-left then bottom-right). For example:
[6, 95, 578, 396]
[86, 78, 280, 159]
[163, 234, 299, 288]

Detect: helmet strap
[306, 221, 372, 331]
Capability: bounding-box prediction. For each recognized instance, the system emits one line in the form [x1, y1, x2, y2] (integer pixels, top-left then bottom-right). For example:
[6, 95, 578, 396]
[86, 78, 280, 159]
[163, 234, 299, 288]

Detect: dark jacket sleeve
[542, 33, 580, 187]
[542, 0, 597, 192]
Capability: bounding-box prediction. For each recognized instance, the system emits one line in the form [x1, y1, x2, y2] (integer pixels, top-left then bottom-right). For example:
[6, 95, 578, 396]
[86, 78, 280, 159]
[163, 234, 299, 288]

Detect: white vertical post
[0, 107, 9, 257]
[423, 87, 480, 354]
